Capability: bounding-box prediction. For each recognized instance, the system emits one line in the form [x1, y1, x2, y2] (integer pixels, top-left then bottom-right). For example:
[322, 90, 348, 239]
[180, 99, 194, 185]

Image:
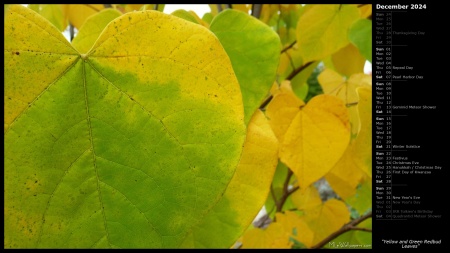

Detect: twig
[259, 61, 316, 110]
[350, 227, 372, 232]
[69, 23, 74, 41]
[275, 170, 299, 212]
[285, 61, 314, 81]
[310, 211, 372, 249]
[280, 40, 296, 54]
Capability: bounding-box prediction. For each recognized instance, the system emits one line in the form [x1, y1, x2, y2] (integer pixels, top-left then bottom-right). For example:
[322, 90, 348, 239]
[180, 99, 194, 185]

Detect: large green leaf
[210, 9, 281, 125]
[5, 5, 246, 248]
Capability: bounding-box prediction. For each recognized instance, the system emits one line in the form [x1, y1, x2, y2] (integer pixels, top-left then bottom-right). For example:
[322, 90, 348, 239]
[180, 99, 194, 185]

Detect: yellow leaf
[241, 223, 292, 249]
[208, 4, 219, 16]
[188, 10, 209, 27]
[64, 4, 104, 29]
[276, 211, 314, 248]
[353, 86, 372, 177]
[290, 185, 351, 247]
[180, 109, 279, 248]
[296, 4, 360, 62]
[359, 4, 372, 18]
[4, 5, 77, 132]
[318, 68, 358, 105]
[332, 43, 366, 77]
[291, 185, 322, 212]
[259, 4, 278, 24]
[276, 94, 350, 188]
[348, 73, 372, 89]
[325, 85, 372, 197]
[266, 87, 304, 143]
[303, 199, 350, 245]
[318, 69, 371, 135]
[325, 142, 364, 198]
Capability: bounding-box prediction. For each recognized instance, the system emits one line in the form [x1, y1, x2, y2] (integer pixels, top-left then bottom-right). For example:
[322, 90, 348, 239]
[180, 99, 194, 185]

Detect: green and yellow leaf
[5, 5, 246, 248]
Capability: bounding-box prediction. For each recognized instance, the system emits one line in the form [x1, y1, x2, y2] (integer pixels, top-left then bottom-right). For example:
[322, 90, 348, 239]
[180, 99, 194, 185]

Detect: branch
[350, 227, 372, 232]
[259, 60, 316, 110]
[275, 170, 299, 212]
[285, 61, 314, 81]
[69, 23, 74, 42]
[259, 94, 273, 110]
[251, 4, 262, 18]
[310, 211, 372, 249]
[280, 40, 296, 54]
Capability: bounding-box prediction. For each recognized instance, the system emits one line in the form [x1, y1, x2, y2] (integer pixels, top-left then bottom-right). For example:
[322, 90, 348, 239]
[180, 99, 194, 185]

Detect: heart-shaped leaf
[5, 5, 246, 248]
[267, 89, 350, 188]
